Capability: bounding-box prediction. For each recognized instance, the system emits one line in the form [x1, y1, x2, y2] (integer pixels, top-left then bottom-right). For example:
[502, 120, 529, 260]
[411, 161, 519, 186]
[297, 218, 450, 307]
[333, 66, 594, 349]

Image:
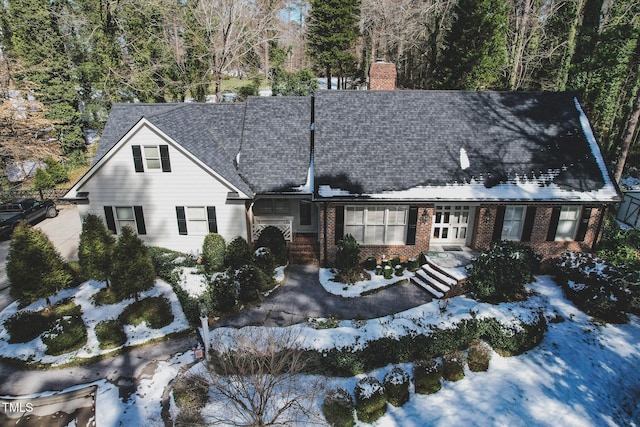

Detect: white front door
[431, 205, 474, 245]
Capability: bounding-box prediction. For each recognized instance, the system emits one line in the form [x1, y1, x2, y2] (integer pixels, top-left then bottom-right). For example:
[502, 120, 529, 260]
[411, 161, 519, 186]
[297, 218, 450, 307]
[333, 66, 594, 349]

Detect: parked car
[0, 198, 58, 238]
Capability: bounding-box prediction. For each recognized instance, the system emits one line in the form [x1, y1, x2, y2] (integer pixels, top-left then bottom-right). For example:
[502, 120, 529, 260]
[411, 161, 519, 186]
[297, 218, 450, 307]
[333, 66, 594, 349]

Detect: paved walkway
[217, 264, 432, 328]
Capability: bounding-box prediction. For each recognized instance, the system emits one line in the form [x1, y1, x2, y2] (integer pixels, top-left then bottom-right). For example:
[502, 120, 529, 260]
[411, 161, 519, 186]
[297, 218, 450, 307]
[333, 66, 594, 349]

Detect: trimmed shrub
[148, 246, 196, 279]
[224, 237, 252, 269]
[554, 251, 634, 323]
[467, 339, 492, 372]
[394, 264, 404, 277]
[354, 376, 386, 424]
[364, 257, 377, 270]
[4, 310, 53, 343]
[202, 233, 226, 273]
[335, 235, 360, 276]
[253, 247, 275, 276]
[413, 359, 442, 394]
[120, 297, 174, 329]
[383, 366, 410, 407]
[235, 264, 266, 303]
[390, 256, 401, 268]
[468, 241, 541, 303]
[442, 351, 466, 381]
[408, 257, 420, 271]
[210, 270, 238, 312]
[383, 265, 393, 279]
[95, 319, 126, 349]
[42, 315, 87, 355]
[322, 388, 355, 427]
[375, 265, 383, 275]
[255, 226, 288, 266]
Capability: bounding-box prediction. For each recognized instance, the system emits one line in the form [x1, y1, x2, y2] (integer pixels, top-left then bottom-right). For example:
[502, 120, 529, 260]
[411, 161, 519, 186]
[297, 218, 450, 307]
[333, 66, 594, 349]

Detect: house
[65, 69, 620, 272]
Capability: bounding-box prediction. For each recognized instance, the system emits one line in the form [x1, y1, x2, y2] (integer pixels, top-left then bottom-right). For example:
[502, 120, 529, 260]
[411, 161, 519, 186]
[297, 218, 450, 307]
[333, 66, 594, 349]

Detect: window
[555, 206, 581, 240]
[299, 201, 312, 226]
[132, 145, 171, 172]
[176, 206, 217, 235]
[344, 206, 408, 245]
[104, 206, 146, 235]
[253, 199, 291, 215]
[144, 146, 161, 169]
[501, 206, 526, 241]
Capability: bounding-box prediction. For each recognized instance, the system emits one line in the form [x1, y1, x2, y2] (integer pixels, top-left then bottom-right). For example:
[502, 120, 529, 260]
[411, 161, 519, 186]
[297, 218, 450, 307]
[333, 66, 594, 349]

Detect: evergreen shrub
[442, 350, 466, 381]
[364, 257, 377, 270]
[335, 235, 360, 276]
[210, 270, 238, 312]
[44, 157, 69, 183]
[253, 247, 275, 276]
[255, 226, 288, 265]
[42, 315, 87, 355]
[383, 265, 393, 279]
[95, 319, 126, 349]
[467, 339, 492, 372]
[202, 233, 226, 273]
[235, 264, 266, 303]
[383, 366, 410, 407]
[4, 310, 53, 343]
[413, 359, 442, 394]
[120, 297, 174, 329]
[468, 241, 541, 303]
[354, 376, 386, 423]
[224, 237, 252, 269]
[322, 388, 355, 427]
[33, 168, 54, 189]
[394, 265, 404, 276]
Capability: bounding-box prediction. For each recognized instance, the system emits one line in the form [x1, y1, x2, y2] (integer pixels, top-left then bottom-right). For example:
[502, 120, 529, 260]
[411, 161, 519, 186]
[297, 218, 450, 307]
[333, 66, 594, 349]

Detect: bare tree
[186, 327, 325, 426]
[614, 85, 640, 183]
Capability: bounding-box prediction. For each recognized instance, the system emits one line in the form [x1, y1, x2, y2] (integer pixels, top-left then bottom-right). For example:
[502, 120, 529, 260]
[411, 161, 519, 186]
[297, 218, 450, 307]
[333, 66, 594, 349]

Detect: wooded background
[1, 0, 638, 184]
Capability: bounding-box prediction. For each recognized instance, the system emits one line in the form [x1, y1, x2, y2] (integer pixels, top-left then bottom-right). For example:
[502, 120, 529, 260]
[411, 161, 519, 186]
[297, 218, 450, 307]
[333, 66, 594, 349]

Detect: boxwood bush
[442, 350, 466, 381]
[354, 376, 386, 423]
[322, 388, 355, 427]
[209, 270, 238, 312]
[95, 319, 126, 349]
[42, 315, 87, 356]
[202, 233, 226, 273]
[413, 359, 442, 394]
[383, 366, 410, 407]
[235, 264, 267, 303]
[225, 237, 252, 269]
[467, 339, 492, 372]
[253, 247, 275, 276]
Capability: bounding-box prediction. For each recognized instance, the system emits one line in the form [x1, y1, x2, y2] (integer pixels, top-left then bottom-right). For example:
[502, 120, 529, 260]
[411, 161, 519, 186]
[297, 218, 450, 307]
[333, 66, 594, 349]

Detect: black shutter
[492, 206, 506, 242]
[521, 207, 537, 242]
[176, 206, 187, 235]
[406, 206, 418, 245]
[575, 207, 592, 242]
[104, 206, 116, 234]
[546, 207, 561, 241]
[334, 205, 344, 245]
[132, 145, 144, 172]
[160, 145, 171, 172]
[207, 206, 218, 233]
[134, 206, 146, 235]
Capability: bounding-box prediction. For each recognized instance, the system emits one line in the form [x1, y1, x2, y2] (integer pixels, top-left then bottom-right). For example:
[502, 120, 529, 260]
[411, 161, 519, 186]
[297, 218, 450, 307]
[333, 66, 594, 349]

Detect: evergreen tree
[33, 168, 54, 189]
[5, 0, 85, 154]
[307, 0, 361, 89]
[436, 0, 509, 90]
[111, 226, 155, 301]
[78, 213, 115, 287]
[44, 157, 68, 184]
[6, 223, 72, 309]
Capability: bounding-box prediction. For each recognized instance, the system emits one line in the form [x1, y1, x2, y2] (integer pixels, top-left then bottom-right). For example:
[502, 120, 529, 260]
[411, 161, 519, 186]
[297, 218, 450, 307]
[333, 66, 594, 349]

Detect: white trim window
[344, 206, 408, 245]
[186, 206, 208, 235]
[143, 146, 161, 169]
[556, 206, 581, 240]
[115, 206, 137, 231]
[254, 199, 291, 215]
[501, 206, 526, 241]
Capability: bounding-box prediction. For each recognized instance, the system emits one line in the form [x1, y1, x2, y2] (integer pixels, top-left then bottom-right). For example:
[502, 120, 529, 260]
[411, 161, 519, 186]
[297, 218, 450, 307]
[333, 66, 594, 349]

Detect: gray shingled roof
[313, 90, 609, 196]
[95, 103, 253, 197]
[237, 97, 311, 193]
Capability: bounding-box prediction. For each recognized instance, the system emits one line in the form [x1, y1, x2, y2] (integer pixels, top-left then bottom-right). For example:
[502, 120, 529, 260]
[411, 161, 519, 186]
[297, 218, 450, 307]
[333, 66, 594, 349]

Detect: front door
[431, 205, 474, 245]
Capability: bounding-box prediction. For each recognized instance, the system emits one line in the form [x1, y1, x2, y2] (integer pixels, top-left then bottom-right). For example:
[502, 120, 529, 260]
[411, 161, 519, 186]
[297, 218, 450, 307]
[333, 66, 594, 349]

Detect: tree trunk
[614, 85, 640, 183]
[326, 66, 331, 89]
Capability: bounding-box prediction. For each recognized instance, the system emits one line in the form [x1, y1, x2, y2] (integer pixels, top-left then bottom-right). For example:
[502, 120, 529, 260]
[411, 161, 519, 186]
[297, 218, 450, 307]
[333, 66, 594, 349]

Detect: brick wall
[319, 203, 433, 266]
[472, 204, 608, 269]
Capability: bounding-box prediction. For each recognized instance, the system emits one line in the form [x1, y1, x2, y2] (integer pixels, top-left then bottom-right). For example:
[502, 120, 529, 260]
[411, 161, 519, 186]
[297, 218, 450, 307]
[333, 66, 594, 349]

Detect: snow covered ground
[0, 279, 190, 366]
[1, 274, 638, 426]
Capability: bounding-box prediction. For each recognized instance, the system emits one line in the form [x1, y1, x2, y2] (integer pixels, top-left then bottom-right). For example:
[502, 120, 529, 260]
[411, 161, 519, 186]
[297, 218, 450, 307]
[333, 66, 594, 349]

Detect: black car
[0, 198, 58, 238]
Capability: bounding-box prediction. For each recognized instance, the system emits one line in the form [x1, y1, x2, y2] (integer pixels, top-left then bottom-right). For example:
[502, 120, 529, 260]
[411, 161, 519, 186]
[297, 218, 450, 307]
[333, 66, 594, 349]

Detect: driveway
[0, 204, 81, 311]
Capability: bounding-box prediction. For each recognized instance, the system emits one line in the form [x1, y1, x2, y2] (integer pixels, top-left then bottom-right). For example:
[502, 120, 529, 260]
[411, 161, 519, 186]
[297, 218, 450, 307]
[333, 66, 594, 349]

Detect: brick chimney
[368, 59, 397, 90]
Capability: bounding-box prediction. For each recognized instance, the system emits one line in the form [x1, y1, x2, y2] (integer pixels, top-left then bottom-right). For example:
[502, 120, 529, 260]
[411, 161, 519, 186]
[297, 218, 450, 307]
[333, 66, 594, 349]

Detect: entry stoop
[411, 258, 468, 299]
[288, 234, 320, 265]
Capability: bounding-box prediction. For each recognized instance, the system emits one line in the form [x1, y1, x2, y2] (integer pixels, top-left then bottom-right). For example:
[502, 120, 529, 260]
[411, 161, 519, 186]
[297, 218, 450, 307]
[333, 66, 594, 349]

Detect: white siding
[76, 125, 248, 253]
